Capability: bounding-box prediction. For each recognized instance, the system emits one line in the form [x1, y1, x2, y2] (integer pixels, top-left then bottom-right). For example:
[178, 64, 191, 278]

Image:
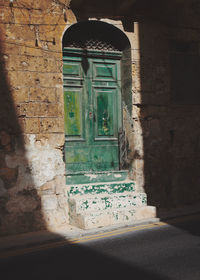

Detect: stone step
[66, 170, 129, 185]
[66, 180, 136, 197]
[68, 192, 147, 214]
[66, 178, 155, 230]
[69, 206, 157, 229]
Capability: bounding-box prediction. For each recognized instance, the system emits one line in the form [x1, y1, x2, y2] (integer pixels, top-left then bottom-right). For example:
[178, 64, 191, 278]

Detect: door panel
[63, 61, 82, 78]
[94, 89, 115, 137]
[64, 88, 82, 137]
[93, 62, 117, 80]
[63, 53, 122, 173]
[91, 145, 119, 171]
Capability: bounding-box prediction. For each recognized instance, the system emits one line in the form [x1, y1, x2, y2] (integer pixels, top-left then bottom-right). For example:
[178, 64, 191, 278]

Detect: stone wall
[97, 12, 200, 212]
[1, 0, 200, 236]
[132, 19, 200, 211]
[0, 0, 74, 235]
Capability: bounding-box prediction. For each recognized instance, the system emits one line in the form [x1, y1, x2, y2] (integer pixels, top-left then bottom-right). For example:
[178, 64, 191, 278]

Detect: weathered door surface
[63, 50, 122, 173]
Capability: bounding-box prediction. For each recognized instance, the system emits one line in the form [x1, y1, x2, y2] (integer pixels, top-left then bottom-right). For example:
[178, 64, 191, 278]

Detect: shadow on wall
[138, 18, 200, 213]
[0, 33, 47, 236]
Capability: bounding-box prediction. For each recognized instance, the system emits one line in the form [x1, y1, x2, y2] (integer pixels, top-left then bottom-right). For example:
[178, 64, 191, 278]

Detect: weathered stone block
[134, 206, 157, 220]
[35, 133, 65, 148]
[41, 195, 58, 210]
[69, 192, 146, 214]
[43, 209, 67, 228]
[6, 194, 39, 213]
[19, 103, 58, 117]
[24, 118, 40, 134]
[38, 73, 63, 87]
[29, 87, 56, 103]
[12, 87, 29, 103]
[9, 72, 62, 88]
[5, 24, 35, 43]
[39, 181, 56, 195]
[40, 118, 64, 133]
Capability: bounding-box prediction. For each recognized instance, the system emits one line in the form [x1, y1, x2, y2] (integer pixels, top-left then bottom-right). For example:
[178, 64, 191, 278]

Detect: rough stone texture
[132, 20, 200, 210]
[95, 8, 200, 213]
[1, 0, 200, 235]
[0, 0, 72, 236]
[67, 179, 156, 229]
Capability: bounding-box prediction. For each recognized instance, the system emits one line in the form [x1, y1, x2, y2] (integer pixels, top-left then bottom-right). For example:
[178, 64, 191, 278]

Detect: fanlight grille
[63, 21, 130, 52]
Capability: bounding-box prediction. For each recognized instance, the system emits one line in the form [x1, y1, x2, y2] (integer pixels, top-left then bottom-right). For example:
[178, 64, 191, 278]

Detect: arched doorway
[62, 20, 131, 178]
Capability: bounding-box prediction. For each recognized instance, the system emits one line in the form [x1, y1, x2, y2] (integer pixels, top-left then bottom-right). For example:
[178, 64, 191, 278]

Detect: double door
[63, 51, 122, 173]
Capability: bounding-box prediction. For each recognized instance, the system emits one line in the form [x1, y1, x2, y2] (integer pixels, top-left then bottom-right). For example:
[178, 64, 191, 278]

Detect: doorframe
[62, 20, 133, 173]
[63, 47, 122, 59]
[63, 47, 123, 173]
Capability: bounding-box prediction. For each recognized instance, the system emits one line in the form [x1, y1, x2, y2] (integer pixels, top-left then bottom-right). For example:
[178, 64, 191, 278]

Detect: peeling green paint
[82, 200, 89, 209]
[140, 193, 147, 205]
[63, 56, 122, 173]
[66, 170, 128, 184]
[68, 181, 135, 197]
[101, 197, 112, 209]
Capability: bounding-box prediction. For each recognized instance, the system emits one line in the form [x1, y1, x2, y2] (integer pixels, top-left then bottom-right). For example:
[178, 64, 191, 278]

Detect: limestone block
[8, 71, 36, 87]
[69, 193, 146, 215]
[40, 181, 56, 195]
[131, 49, 140, 61]
[6, 194, 39, 213]
[19, 103, 58, 117]
[56, 87, 65, 104]
[9, 7, 30, 25]
[29, 87, 56, 102]
[19, 46, 45, 57]
[12, 87, 29, 103]
[35, 134, 65, 148]
[7, 56, 62, 73]
[43, 209, 67, 227]
[134, 206, 157, 220]
[41, 195, 58, 210]
[24, 118, 40, 134]
[55, 176, 65, 194]
[40, 118, 64, 133]
[70, 207, 150, 230]
[111, 209, 136, 224]
[69, 211, 112, 229]
[37, 73, 63, 88]
[39, 175, 65, 196]
[66, 9, 77, 24]
[5, 24, 35, 42]
[9, 72, 62, 88]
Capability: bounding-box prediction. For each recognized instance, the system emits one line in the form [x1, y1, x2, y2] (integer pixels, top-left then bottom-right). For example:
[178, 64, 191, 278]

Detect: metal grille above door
[63, 20, 130, 52]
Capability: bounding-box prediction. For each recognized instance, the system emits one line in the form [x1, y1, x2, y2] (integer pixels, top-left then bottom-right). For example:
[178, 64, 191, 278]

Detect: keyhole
[89, 112, 92, 119]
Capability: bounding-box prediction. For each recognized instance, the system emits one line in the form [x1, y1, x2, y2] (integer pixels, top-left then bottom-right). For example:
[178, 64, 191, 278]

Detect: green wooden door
[63, 50, 122, 173]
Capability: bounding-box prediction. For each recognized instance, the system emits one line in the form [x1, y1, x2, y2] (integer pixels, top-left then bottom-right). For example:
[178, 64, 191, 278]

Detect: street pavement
[1, 213, 200, 280]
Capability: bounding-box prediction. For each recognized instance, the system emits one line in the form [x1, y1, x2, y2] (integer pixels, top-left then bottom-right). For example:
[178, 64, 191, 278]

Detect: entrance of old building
[62, 21, 130, 176]
[63, 49, 122, 173]
[61, 21, 151, 229]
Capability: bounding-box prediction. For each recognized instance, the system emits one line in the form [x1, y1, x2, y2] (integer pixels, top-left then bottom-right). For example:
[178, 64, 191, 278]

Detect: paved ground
[1, 213, 200, 280]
